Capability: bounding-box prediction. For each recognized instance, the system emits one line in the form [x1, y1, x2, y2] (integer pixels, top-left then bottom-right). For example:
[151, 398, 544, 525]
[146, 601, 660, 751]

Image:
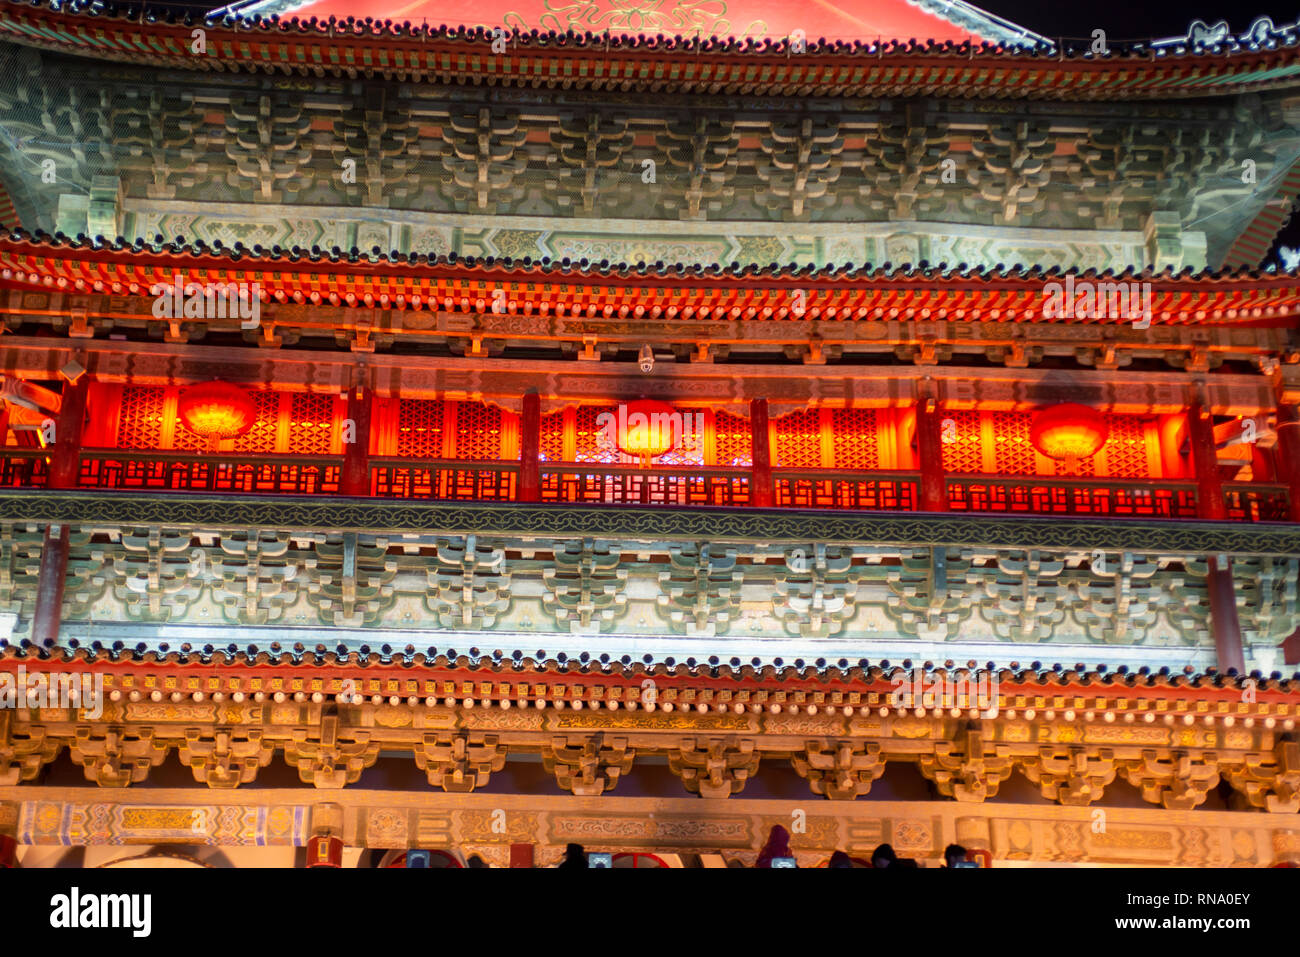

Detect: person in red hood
[755, 824, 795, 868]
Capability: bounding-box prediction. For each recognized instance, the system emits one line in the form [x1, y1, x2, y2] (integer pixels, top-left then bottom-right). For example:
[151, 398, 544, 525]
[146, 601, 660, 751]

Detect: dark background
[144, 0, 1300, 266]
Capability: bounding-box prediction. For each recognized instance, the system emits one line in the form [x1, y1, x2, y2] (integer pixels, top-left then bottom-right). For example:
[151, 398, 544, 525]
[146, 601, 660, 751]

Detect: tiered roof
[0, 2, 1298, 99]
[2, 231, 1296, 326]
[222, 0, 1042, 45]
[3, 644, 1294, 703]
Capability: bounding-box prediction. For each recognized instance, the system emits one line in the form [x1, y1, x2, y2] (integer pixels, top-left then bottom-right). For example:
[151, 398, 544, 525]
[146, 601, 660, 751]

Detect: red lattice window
[715, 411, 751, 467]
[774, 409, 821, 468]
[454, 402, 503, 461]
[115, 387, 165, 449]
[397, 399, 447, 458]
[831, 409, 879, 470]
[940, 410, 982, 474]
[539, 411, 564, 462]
[992, 411, 1036, 476]
[289, 393, 335, 456]
[575, 405, 619, 464]
[656, 409, 705, 467]
[229, 391, 280, 453]
[1099, 415, 1150, 479]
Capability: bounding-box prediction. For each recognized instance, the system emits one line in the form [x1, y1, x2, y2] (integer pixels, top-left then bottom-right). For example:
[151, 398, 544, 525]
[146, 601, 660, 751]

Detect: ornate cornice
[6, 790, 1298, 865]
[2, 653, 1296, 809]
[2, 490, 1300, 554]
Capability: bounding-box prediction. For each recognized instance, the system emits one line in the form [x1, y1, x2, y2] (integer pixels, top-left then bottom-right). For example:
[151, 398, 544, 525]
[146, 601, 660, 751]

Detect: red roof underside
[282, 0, 982, 42]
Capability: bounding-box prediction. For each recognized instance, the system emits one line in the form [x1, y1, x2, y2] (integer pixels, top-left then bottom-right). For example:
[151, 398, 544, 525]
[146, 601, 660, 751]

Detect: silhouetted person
[558, 843, 588, 869]
[756, 824, 795, 868]
[870, 843, 897, 869]
[828, 850, 854, 869]
[943, 844, 968, 868]
[466, 854, 489, 868]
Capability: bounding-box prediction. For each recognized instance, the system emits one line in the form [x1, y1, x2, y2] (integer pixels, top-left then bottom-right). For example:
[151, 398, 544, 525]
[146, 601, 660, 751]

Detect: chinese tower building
[1, 0, 1300, 868]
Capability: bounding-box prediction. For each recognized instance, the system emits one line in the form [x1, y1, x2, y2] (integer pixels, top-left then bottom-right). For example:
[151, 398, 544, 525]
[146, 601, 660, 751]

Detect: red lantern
[1030, 403, 1109, 462]
[616, 399, 679, 460]
[177, 381, 256, 448]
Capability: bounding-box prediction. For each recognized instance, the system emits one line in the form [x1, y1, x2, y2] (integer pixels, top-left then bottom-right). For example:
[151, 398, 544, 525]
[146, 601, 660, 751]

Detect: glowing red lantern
[1030, 403, 1108, 462]
[177, 381, 257, 448]
[616, 399, 678, 460]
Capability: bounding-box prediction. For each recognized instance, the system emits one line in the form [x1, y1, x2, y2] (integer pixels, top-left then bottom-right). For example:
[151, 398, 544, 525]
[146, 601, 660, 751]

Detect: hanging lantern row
[168, 388, 1108, 466]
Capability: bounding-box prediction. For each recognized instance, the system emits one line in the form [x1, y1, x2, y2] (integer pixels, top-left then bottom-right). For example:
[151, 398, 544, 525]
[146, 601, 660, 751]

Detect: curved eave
[1223, 156, 1300, 269]
[1, 231, 1297, 326]
[1, 645, 1292, 704]
[0, 4, 1298, 100]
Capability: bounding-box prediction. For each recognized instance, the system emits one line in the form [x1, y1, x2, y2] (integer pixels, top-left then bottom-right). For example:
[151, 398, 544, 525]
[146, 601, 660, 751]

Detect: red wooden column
[519, 390, 541, 503]
[1186, 398, 1225, 521]
[1188, 395, 1245, 671]
[1273, 403, 1300, 522]
[1208, 554, 1246, 673]
[31, 523, 70, 646]
[915, 396, 947, 512]
[750, 398, 774, 508]
[32, 375, 88, 647]
[341, 385, 372, 497]
[47, 375, 88, 490]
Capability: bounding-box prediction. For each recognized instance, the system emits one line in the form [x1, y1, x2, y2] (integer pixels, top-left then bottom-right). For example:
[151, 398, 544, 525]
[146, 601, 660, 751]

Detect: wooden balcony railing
[78, 450, 342, 495]
[1223, 482, 1291, 522]
[946, 474, 1199, 518]
[0, 448, 1289, 522]
[540, 463, 751, 507]
[371, 457, 518, 501]
[775, 469, 920, 510]
[0, 448, 48, 487]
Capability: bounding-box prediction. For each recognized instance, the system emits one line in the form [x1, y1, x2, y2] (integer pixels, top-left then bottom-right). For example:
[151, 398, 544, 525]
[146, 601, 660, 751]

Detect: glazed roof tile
[0, 642, 1294, 702]
[1, 229, 1296, 326]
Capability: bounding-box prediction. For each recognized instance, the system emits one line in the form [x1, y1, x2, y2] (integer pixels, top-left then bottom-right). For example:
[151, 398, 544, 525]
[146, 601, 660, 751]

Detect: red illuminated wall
[90, 386, 1164, 479]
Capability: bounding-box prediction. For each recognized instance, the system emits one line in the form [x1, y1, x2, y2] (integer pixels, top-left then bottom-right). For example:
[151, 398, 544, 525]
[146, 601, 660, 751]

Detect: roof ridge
[2, 1, 1300, 87]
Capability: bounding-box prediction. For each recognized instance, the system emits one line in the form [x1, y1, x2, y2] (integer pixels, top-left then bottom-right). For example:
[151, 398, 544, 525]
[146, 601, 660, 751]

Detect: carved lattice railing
[540, 463, 751, 506]
[79, 450, 341, 495]
[0, 450, 1287, 521]
[775, 469, 919, 510]
[946, 474, 1199, 518]
[0, 448, 47, 487]
[371, 457, 518, 501]
[1223, 482, 1291, 522]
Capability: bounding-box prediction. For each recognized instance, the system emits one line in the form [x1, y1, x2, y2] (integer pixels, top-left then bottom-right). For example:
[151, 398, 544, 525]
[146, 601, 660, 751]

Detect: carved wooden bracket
[669, 735, 760, 799]
[542, 734, 634, 796]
